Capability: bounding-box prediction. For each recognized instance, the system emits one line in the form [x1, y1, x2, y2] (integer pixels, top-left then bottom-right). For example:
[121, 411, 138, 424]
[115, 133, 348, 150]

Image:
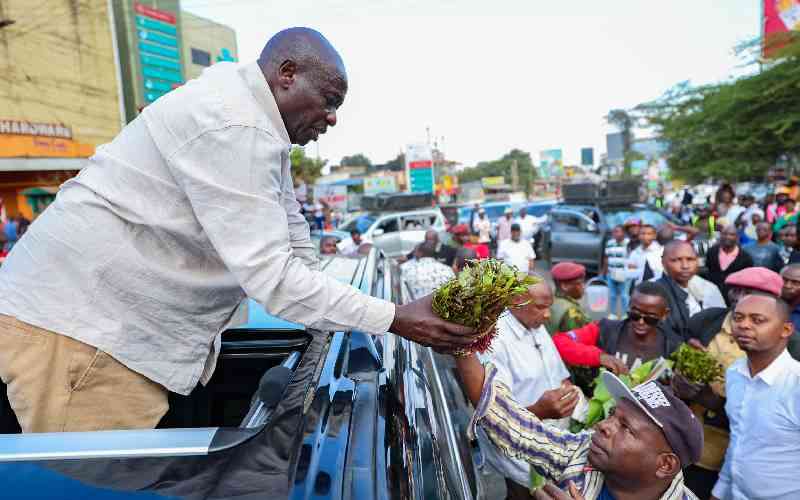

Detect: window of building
[191, 48, 211, 67]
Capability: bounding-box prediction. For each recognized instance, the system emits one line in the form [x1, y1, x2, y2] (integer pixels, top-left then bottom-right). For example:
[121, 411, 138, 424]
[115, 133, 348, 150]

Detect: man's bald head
[511, 279, 553, 329]
[258, 28, 348, 146]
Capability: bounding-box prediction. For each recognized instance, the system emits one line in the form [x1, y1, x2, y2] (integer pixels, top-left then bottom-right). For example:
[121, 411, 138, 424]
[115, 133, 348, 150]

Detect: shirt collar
[736, 349, 792, 385]
[239, 62, 291, 145]
[502, 312, 532, 341]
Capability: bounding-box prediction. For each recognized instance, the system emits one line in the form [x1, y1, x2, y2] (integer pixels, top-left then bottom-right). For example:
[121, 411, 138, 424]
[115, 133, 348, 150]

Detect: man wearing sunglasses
[552, 281, 683, 374]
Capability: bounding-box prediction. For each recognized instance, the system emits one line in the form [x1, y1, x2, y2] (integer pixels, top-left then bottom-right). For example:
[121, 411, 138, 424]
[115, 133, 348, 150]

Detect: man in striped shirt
[455, 354, 703, 500]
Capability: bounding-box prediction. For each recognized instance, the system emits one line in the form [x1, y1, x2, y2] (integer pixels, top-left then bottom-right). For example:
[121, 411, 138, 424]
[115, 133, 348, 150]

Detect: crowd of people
[395, 183, 800, 500]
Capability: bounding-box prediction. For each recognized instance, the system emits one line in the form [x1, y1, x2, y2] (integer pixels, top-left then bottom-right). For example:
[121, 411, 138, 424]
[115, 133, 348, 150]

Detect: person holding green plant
[552, 282, 681, 374]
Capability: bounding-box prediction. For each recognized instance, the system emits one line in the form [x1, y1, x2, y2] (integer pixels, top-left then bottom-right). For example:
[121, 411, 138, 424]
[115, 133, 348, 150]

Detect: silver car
[337, 208, 448, 257]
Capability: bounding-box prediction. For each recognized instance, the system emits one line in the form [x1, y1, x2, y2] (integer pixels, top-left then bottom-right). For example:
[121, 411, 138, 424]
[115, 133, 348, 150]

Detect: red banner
[135, 3, 177, 25]
[763, 0, 800, 57]
[408, 160, 433, 169]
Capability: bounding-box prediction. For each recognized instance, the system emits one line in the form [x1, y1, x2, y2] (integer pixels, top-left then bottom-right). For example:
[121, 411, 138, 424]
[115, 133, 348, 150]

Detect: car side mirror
[587, 222, 598, 233]
[373, 228, 385, 237]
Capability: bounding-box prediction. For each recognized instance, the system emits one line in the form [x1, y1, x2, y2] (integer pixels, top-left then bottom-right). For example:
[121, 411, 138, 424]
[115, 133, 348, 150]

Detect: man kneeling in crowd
[454, 352, 703, 499]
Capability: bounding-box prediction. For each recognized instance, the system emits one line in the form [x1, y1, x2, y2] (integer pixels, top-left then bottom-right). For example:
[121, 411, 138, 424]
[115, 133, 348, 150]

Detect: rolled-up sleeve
[468, 363, 590, 482]
[166, 126, 395, 334]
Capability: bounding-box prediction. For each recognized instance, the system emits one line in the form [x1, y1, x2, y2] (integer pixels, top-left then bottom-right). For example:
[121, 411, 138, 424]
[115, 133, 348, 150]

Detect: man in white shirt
[336, 229, 369, 257]
[477, 281, 580, 495]
[0, 28, 475, 433]
[475, 208, 492, 244]
[401, 243, 455, 300]
[711, 293, 800, 500]
[628, 224, 664, 283]
[497, 223, 535, 273]
[515, 206, 544, 243]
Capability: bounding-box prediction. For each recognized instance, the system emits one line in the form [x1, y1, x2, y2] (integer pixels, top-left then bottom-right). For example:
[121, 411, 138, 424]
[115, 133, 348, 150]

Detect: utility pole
[511, 159, 519, 191]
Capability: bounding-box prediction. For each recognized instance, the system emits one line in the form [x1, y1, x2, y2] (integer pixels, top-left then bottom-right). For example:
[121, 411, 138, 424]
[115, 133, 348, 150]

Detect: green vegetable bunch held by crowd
[432, 259, 539, 355]
[670, 343, 724, 385]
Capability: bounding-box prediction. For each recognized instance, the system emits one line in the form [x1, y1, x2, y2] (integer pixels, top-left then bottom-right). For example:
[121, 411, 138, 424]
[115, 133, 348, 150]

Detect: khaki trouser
[0, 314, 168, 433]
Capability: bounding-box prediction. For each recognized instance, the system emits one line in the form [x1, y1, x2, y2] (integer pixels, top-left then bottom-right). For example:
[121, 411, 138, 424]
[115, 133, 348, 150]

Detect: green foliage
[340, 153, 372, 167]
[432, 259, 539, 354]
[458, 149, 538, 194]
[572, 359, 673, 431]
[670, 343, 724, 385]
[290, 147, 326, 184]
[635, 40, 800, 182]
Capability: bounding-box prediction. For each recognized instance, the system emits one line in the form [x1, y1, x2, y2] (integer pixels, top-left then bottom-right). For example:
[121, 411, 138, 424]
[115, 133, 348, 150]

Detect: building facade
[0, 0, 124, 219]
[181, 11, 237, 81]
[0, 0, 237, 220]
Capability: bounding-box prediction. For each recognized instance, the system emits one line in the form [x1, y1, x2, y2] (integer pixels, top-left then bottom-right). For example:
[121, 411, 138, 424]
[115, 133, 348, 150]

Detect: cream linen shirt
[0, 62, 395, 394]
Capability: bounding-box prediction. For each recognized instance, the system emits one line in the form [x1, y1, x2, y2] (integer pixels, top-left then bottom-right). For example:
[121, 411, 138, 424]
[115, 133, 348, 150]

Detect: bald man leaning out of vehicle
[0, 28, 475, 433]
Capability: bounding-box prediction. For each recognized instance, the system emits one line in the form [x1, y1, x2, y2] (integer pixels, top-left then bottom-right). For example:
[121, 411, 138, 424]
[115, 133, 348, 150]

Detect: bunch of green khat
[670, 343, 724, 385]
[432, 259, 539, 354]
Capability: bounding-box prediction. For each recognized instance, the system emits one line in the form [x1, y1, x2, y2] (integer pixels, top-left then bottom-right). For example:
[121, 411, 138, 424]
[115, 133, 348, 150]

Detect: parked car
[0, 248, 483, 499]
[540, 203, 681, 272]
[458, 199, 556, 241]
[337, 208, 447, 257]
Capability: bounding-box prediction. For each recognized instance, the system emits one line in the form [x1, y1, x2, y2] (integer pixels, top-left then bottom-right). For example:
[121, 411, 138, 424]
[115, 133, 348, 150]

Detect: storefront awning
[0, 158, 87, 172]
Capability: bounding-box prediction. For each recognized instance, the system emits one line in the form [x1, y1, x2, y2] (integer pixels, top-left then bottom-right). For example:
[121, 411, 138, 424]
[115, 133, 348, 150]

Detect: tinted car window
[605, 209, 668, 228]
[377, 217, 399, 233]
[340, 215, 375, 233]
[526, 204, 552, 217]
[551, 212, 583, 232]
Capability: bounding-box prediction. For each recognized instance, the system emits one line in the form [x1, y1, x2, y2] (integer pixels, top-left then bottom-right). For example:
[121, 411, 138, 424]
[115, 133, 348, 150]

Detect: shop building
[0, 0, 124, 219]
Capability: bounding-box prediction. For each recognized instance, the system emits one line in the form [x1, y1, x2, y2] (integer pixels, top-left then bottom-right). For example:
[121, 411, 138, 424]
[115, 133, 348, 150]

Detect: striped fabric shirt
[468, 363, 698, 500]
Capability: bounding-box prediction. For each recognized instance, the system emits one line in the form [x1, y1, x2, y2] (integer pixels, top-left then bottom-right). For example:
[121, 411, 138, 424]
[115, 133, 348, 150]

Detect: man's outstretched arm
[455, 354, 590, 482]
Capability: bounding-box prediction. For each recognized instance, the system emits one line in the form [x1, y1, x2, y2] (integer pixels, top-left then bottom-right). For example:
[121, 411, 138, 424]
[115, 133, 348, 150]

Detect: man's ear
[654, 452, 680, 480]
[661, 306, 671, 319]
[278, 60, 297, 89]
[781, 320, 794, 341]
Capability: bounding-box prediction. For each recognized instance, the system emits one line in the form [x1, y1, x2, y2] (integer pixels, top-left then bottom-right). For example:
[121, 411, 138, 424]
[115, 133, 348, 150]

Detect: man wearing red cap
[546, 262, 590, 335]
[677, 267, 783, 498]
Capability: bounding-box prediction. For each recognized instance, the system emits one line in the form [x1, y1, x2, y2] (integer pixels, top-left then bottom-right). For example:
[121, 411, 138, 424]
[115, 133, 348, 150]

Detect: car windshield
[339, 214, 375, 233]
[605, 209, 669, 228]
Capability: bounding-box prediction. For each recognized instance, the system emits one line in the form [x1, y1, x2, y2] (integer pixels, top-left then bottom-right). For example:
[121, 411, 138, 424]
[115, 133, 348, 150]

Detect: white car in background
[336, 208, 448, 257]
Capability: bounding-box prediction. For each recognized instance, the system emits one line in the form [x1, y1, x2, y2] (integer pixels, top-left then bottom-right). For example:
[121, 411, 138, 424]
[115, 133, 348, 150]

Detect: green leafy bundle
[432, 259, 539, 354]
[670, 343, 724, 385]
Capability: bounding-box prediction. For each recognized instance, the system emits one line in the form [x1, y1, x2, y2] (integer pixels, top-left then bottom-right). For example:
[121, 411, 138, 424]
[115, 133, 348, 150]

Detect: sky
[181, 0, 761, 169]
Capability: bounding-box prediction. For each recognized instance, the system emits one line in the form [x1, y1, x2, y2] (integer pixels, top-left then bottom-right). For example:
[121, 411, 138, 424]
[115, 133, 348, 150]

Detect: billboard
[405, 144, 435, 193]
[580, 147, 594, 166]
[364, 176, 398, 195]
[539, 149, 563, 178]
[764, 0, 800, 57]
[314, 184, 348, 211]
[606, 132, 625, 161]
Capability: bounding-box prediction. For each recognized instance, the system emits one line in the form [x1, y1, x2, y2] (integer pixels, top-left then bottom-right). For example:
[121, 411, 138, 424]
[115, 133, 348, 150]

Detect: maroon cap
[603, 372, 703, 468]
[551, 262, 586, 281]
[725, 267, 783, 297]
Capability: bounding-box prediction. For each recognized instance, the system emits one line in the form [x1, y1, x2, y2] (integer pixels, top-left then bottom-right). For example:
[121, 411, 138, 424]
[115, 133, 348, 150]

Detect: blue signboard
[134, 4, 183, 106]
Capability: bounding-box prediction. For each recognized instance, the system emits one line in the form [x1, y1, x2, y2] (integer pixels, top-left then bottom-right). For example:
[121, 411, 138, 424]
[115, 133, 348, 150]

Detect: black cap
[602, 372, 703, 468]
[510, 223, 521, 231]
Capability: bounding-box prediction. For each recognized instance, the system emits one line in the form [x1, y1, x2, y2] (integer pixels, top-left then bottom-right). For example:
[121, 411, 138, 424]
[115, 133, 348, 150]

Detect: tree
[340, 153, 372, 167]
[458, 149, 538, 195]
[291, 147, 326, 185]
[634, 40, 800, 182]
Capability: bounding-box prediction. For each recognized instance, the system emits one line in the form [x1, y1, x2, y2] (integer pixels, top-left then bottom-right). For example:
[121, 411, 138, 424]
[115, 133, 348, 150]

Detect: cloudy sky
[182, 0, 761, 168]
